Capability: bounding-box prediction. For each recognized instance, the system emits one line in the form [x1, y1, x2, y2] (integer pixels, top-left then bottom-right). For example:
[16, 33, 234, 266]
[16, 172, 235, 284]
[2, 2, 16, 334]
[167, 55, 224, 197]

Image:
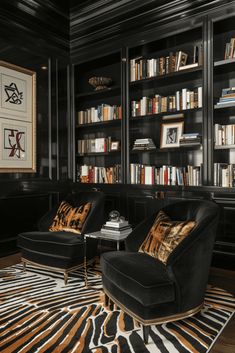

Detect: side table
[83, 230, 130, 288]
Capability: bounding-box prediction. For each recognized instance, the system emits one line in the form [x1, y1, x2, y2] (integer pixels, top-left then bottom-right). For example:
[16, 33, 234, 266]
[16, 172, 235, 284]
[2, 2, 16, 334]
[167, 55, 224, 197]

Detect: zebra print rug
[0, 264, 234, 353]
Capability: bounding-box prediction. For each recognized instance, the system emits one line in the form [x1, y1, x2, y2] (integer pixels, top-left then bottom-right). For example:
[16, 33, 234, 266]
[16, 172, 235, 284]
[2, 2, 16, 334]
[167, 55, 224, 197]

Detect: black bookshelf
[74, 50, 123, 184]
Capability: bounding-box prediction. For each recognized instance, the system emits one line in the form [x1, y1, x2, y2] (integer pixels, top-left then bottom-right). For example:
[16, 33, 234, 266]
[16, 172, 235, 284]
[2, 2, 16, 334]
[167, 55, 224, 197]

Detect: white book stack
[101, 220, 132, 236]
[132, 138, 156, 150]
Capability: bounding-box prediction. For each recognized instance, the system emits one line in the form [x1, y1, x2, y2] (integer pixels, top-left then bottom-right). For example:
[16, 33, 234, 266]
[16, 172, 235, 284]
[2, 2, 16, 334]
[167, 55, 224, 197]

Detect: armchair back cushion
[49, 201, 91, 234]
[138, 210, 196, 264]
[38, 191, 104, 234]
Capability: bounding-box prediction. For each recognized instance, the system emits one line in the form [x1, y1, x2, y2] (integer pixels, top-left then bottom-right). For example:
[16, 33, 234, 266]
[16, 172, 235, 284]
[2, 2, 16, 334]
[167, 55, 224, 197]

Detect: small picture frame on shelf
[160, 121, 184, 148]
[111, 141, 120, 151]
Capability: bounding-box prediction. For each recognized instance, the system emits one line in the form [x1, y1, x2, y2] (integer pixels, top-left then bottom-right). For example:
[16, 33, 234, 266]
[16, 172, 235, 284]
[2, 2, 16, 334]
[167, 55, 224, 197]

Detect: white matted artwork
[0, 61, 36, 172]
[160, 121, 184, 148]
[0, 119, 33, 169]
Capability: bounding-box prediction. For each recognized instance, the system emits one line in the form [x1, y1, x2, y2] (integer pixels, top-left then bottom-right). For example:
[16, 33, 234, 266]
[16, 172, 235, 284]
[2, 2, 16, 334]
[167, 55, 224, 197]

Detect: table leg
[84, 236, 88, 288]
[117, 240, 119, 251]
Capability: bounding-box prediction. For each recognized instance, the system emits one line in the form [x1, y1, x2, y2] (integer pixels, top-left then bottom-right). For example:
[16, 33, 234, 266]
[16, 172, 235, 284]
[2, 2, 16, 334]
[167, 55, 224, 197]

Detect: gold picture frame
[0, 61, 36, 172]
[160, 121, 184, 148]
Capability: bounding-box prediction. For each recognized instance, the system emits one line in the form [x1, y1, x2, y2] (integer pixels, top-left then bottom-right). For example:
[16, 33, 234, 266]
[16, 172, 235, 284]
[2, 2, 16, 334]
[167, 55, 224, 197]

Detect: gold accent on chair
[21, 257, 94, 285]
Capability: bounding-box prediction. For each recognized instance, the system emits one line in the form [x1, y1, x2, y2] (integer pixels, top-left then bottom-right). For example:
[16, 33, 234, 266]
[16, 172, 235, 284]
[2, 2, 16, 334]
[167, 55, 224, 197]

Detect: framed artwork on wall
[160, 121, 184, 148]
[0, 61, 36, 172]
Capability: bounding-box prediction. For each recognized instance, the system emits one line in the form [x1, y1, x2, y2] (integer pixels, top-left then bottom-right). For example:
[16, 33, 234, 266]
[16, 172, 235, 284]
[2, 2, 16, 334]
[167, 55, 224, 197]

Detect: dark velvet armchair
[101, 200, 219, 343]
[18, 191, 104, 284]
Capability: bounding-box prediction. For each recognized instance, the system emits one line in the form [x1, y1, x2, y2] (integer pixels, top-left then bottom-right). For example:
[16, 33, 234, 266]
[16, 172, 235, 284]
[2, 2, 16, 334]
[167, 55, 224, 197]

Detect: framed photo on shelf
[160, 121, 184, 148]
[0, 61, 36, 172]
[111, 141, 120, 151]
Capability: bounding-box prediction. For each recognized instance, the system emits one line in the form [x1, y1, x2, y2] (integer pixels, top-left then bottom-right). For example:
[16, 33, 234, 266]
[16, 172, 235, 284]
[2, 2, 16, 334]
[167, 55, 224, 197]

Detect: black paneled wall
[0, 1, 70, 256]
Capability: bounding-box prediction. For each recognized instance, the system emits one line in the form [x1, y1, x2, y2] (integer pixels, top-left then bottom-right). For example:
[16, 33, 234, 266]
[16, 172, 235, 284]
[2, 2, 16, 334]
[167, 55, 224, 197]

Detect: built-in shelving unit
[74, 51, 123, 184]
[70, 3, 235, 270]
[128, 26, 203, 186]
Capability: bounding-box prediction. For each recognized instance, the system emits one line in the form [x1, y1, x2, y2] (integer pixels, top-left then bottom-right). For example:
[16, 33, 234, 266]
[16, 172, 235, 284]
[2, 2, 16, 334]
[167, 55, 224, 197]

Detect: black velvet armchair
[18, 191, 104, 284]
[101, 200, 219, 343]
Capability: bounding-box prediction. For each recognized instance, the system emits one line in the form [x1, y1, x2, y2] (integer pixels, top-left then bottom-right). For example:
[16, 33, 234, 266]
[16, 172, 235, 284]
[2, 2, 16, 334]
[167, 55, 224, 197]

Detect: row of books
[78, 164, 121, 184]
[214, 163, 235, 187]
[179, 133, 202, 146]
[214, 124, 235, 146]
[132, 138, 156, 150]
[131, 87, 202, 116]
[78, 137, 114, 154]
[130, 164, 201, 186]
[216, 87, 235, 107]
[130, 44, 202, 82]
[224, 37, 235, 60]
[78, 104, 122, 125]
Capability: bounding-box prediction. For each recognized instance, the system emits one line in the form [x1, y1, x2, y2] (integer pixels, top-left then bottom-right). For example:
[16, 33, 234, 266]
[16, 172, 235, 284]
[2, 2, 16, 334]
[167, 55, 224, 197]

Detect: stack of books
[101, 220, 132, 237]
[179, 133, 201, 146]
[132, 138, 156, 150]
[216, 88, 235, 107]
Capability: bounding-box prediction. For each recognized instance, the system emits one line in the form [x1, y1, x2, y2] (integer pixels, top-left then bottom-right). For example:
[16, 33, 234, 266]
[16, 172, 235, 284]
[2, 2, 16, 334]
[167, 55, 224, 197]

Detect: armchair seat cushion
[101, 251, 175, 307]
[18, 231, 96, 269]
[18, 231, 84, 258]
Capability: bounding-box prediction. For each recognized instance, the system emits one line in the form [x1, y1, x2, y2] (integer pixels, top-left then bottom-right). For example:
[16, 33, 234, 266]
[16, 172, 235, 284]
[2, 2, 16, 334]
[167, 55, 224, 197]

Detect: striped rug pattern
[0, 264, 234, 353]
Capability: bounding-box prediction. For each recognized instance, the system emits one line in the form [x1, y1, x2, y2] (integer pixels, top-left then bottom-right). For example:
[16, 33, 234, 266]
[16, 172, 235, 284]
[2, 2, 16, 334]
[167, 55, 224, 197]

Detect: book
[105, 220, 129, 228]
[101, 228, 132, 236]
[179, 63, 199, 70]
[102, 225, 131, 231]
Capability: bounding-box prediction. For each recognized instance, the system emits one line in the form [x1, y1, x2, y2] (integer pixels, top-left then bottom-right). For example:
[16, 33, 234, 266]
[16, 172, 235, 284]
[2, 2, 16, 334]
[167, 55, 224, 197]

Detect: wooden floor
[0, 253, 234, 353]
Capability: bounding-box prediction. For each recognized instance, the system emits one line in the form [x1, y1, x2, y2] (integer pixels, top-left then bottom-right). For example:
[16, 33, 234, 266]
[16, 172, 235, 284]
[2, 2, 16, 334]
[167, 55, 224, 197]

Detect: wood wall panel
[0, 0, 69, 57]
[70, 0, 234, 62]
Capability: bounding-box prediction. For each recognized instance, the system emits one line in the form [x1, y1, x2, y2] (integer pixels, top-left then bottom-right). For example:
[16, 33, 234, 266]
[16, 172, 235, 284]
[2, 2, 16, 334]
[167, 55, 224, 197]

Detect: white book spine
[198, 86, 203, 108]
[182, 88, 187, 110]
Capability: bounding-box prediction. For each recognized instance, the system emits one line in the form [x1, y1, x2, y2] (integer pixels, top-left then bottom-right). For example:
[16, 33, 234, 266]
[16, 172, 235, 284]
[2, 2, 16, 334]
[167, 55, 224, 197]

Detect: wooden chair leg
[22, 261, 26, 272]
[109, 298, 114, 310]
[104, 293, 109, 306]
[142, 325, 150, 344]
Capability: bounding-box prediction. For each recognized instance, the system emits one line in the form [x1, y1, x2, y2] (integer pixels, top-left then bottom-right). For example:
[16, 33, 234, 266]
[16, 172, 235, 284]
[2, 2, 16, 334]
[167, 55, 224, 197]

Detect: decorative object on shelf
[101, 211, 132, 236]
[109, 210, 121, 222]
[0, 61, 36, 172]
[110, 141, 120, 151]
[88, 76, 112, 91]
[160, 121, 184, 148]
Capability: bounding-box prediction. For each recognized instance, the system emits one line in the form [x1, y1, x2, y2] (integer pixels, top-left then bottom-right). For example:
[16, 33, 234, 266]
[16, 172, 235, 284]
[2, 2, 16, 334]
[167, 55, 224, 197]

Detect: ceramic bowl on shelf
[88, 76, 112, 90]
